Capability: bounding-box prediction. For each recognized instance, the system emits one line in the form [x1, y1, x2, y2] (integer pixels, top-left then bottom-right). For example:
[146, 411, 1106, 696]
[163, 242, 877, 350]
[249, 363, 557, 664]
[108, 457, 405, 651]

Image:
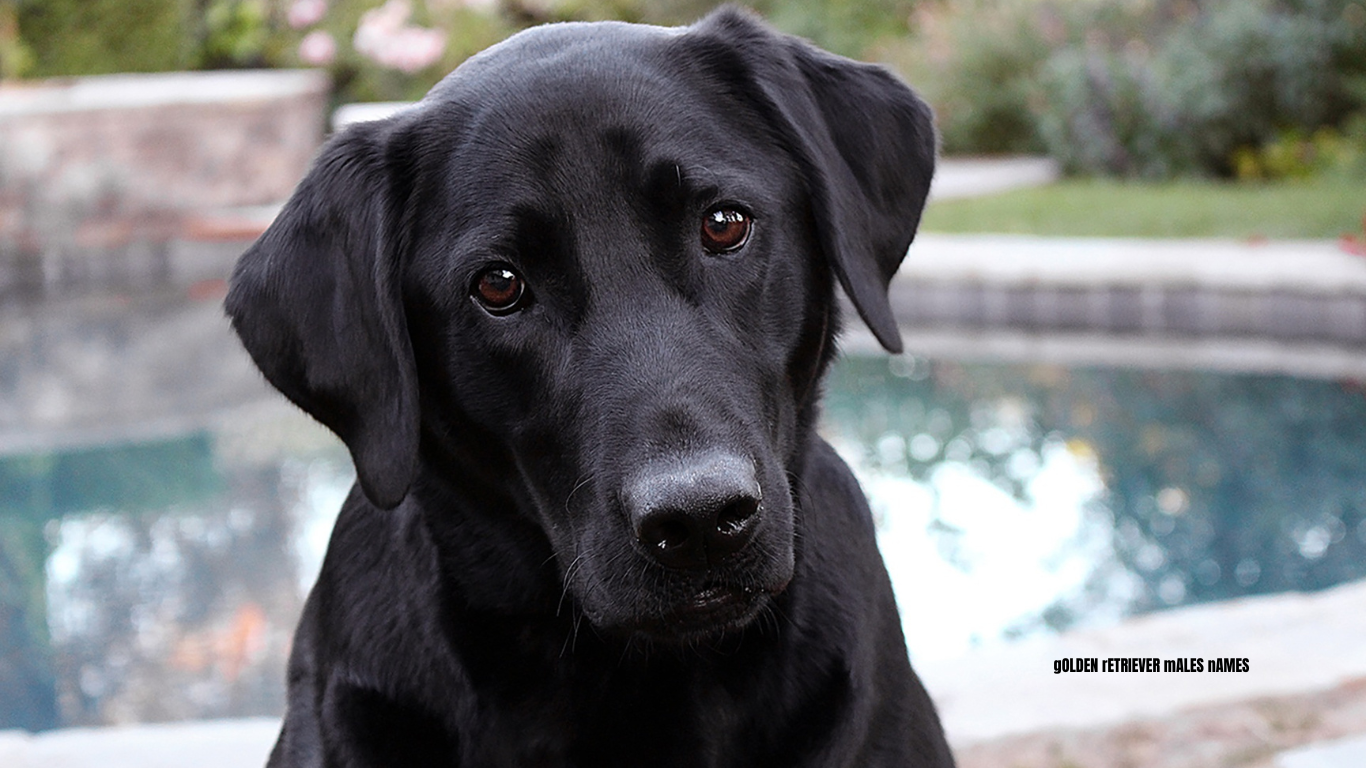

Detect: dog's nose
[626, 452, 761, 571]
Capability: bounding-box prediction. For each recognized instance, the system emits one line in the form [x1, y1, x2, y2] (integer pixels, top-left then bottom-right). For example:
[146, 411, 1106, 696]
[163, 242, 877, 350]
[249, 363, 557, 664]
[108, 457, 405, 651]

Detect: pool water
[3, 354, 1366, 729]
[823, 355, 1366, 659]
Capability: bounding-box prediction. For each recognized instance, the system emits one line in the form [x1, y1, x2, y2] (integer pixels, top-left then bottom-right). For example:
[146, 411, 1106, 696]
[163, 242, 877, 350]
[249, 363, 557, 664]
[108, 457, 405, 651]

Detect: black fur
[227, 8, 950, 767]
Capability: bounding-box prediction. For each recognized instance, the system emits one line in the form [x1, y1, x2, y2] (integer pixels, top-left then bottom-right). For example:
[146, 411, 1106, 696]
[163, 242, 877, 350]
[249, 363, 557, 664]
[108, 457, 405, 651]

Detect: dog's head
[227, 9, 934, 641]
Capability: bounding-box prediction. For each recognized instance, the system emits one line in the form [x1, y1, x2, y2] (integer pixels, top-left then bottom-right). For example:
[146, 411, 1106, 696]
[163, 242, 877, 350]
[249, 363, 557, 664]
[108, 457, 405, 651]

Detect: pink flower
[298, 30, 337, 66]
[354, 0, 447, 73]
[431, 0, 497, 11]
[387, 27, 446, 73]
[287, 0, 327, 29]
[355, 0, 411, 43]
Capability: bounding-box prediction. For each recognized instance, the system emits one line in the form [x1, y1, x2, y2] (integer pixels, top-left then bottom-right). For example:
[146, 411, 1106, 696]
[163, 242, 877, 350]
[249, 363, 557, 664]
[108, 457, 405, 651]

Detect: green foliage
[889, 0, 1366, 177]
[882, 0, 1049, 154]
[16, 0, 196, 77]
[1033, 0, 1366, 177]
[0, 1, 33, 78]
[1034, 40, 1188, 178]
[199, 0, 272, 68]
[1231, 124, 1366, 181]
[760, 0, 919, 59]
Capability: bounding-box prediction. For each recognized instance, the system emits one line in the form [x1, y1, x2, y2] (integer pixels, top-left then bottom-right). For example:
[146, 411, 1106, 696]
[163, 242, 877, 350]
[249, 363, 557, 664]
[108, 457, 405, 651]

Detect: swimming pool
[3, 352, 1365, 729]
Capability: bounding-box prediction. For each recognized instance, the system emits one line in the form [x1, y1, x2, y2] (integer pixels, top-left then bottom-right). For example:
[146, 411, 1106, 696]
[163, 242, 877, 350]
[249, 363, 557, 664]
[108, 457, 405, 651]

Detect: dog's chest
[423, 627, 793, 768]
[454, 670, 744, 768]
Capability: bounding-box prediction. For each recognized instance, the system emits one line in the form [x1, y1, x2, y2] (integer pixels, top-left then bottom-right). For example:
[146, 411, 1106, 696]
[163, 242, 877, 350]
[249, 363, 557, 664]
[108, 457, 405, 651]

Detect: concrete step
[929, 156, 1060, 200]
[1278, 733, 1366, 768]
[867, 234, 1366, 378]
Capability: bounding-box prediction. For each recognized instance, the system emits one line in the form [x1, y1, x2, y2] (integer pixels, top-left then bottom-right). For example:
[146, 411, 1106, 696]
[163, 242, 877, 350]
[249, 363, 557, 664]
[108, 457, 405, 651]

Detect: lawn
[920, 177, 1366, 239]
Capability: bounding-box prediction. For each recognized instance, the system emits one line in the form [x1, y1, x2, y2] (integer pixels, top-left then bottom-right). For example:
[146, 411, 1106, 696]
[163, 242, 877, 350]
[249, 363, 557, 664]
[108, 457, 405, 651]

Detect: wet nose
[625, 452, 761, 571]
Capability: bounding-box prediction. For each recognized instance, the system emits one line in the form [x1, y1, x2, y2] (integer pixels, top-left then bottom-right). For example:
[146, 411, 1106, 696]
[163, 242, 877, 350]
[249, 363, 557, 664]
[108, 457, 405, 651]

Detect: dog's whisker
[564, 471, 596, 514]
[557, 554, 584, 618]
[560, 623, 576, 658]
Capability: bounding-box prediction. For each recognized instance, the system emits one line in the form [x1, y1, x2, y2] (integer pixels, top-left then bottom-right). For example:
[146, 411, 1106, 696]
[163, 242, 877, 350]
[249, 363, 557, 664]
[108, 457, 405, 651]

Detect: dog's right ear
[226, 119, 419, 510]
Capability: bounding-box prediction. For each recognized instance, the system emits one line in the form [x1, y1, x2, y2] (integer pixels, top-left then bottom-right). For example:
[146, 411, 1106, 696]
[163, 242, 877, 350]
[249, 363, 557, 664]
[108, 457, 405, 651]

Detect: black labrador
[227, 7, 951, 767]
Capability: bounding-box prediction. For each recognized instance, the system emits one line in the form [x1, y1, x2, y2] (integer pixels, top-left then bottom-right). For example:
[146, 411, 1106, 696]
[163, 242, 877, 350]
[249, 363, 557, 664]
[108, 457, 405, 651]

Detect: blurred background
[1, 1, 1365, 766]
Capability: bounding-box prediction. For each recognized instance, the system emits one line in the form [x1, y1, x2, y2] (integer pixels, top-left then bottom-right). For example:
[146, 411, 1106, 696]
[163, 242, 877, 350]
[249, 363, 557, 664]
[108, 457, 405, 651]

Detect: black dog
[227, 7, 949, 767]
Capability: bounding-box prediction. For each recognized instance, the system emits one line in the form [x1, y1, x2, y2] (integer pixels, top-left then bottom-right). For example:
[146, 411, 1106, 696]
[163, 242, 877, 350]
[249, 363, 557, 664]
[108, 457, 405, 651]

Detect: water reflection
[0, 406, 350, 731]
[4, 354, 1366, 730]
[822, 355, 1366, 658]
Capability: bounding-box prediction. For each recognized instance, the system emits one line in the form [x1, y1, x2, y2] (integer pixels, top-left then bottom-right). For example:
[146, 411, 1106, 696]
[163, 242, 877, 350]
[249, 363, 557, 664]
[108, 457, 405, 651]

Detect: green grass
[920, 177, 1366, 239]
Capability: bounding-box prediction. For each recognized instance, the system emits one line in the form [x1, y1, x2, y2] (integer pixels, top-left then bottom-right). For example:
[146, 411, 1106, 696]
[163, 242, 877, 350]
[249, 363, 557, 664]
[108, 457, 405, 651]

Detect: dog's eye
[471, 266, 528, 315]
[700, 207, 751, 254]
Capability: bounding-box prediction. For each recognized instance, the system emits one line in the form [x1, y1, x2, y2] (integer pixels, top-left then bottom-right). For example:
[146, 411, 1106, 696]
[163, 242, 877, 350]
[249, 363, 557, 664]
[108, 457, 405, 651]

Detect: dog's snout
[627, 453, 761, 571]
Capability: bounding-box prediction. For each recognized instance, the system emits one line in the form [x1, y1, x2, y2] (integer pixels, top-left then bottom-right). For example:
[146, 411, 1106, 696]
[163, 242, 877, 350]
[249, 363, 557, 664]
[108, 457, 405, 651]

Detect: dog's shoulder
[781, 435, 894, 647]
[799, 436, 880, 540]
[297, 489, 448, 673]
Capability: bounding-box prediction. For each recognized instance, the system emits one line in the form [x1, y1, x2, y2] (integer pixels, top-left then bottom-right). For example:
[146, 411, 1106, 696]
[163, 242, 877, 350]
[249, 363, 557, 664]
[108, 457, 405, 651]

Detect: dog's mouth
[687, 583, 752, 613]
[677, 583, 756, 627]
[625, 580, 785, 642]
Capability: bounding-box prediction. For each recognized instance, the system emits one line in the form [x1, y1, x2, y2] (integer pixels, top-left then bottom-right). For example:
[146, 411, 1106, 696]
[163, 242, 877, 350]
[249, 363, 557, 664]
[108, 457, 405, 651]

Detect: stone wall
[0, 70, 327, 300]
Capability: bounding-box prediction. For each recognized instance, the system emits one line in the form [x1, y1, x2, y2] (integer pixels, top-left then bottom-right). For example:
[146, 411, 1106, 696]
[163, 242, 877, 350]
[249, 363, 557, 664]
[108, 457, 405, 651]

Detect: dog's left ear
[226, 117, 420, 510]
[686, 9, 937, 353]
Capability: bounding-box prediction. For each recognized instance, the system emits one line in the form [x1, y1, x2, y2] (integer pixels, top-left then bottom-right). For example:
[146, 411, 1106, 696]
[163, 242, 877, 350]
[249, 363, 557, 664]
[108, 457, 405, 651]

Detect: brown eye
[700, 207, 751, 253]
[471, 265, 527, 315]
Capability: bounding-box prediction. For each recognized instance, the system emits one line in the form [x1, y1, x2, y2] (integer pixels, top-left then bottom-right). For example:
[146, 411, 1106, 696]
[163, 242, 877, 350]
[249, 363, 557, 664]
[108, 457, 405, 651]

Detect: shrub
[759, 0, 920, 59]
[198, 0, 273, 69]
[1034, 0, 1366, 177]
[15, 0, 196, 77]
[1231, 122, 1366, 180]
[878, 0, 1051, 155]
[890, 0, 1366, 176]
[1033, 40, 1183, 177]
